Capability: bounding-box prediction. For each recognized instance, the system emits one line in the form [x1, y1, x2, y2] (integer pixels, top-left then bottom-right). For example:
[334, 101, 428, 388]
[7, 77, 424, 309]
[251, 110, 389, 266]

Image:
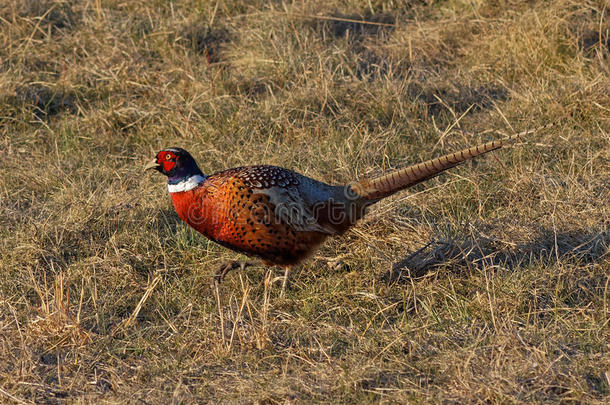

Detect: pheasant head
[145, 148, 206, 192]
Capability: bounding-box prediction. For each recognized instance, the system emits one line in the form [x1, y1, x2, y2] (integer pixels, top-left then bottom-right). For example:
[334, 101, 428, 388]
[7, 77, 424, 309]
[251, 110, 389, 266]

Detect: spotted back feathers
[220, 165, 300, 189]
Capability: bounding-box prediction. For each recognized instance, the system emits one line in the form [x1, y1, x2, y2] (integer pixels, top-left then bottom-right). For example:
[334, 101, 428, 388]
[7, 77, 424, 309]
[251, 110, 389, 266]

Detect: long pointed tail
[350, 125, 551, 201]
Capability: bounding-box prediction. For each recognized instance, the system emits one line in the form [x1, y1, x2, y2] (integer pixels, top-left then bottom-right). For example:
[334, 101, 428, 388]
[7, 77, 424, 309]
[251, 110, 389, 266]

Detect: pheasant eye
[165, 153, 172, 160]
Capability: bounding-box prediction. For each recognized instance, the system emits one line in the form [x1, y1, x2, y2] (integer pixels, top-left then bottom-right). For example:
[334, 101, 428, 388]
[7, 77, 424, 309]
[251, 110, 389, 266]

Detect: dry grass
[0, 0, 609, 403]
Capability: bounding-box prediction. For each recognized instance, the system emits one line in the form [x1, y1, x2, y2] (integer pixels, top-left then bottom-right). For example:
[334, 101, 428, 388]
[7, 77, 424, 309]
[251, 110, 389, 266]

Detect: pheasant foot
[213, 260, 253, 284]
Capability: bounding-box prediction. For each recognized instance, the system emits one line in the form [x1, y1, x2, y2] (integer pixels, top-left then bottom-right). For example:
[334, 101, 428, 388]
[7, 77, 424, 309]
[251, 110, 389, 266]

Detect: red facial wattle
[158, 151, 176, 173]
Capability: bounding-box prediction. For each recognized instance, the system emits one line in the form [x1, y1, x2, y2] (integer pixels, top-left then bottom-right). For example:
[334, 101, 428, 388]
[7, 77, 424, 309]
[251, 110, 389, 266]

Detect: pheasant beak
[144, 158, 161, 172]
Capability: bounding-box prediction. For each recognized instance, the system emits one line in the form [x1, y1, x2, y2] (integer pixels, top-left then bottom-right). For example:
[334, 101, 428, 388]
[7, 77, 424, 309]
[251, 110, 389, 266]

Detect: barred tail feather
[350, 125, 550, 201]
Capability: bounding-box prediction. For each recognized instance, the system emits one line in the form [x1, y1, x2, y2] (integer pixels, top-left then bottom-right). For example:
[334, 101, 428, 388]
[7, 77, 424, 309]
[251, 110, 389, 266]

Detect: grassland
[0, 0, 609, 403]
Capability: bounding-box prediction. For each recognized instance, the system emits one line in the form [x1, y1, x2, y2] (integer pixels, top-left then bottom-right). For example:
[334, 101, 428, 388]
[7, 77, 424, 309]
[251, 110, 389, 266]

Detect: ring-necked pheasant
[145, 130, 536, 287]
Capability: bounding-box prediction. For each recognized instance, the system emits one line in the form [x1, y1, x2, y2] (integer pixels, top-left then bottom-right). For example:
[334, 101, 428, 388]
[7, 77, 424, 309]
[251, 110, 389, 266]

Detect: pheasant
[145, 130, 534, 287]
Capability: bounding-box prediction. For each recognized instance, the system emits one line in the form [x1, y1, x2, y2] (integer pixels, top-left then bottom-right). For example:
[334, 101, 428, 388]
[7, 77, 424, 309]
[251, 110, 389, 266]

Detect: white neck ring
[167, 175, 206, 193]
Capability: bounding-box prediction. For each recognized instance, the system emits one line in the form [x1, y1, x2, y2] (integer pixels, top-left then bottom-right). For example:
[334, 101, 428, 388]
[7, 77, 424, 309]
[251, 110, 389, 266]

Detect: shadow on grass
[386, 227, 609, 283]
[175, 23, 231, 64]
[17, 0, 80, 33]
[407, 81, 508, 119]
[13, 84, 77, 119]
[326, 12, 396, 38]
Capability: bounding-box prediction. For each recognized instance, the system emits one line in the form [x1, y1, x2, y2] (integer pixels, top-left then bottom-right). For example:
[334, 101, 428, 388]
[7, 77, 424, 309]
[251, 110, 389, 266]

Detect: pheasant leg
[280, 267, 290, 297]
[213, 261, 253, 284]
